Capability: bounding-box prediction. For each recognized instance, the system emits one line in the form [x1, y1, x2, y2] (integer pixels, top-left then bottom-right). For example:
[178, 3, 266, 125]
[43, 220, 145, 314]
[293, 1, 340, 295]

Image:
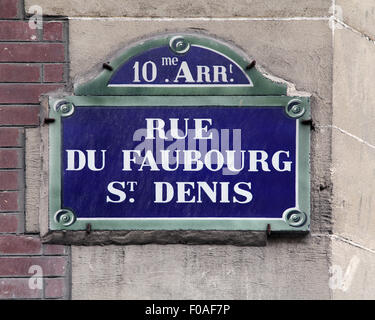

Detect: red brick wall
[0, 0, 69, 299]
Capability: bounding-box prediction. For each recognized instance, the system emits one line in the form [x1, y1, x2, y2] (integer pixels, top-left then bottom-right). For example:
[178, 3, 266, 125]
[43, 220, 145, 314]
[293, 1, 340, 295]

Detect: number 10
[133, 61, 157, 83]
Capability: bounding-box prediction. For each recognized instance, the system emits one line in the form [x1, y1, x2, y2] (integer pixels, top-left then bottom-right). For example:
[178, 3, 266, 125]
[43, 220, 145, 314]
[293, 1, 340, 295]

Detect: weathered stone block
[332, 129, 375, 249]
[336, 0, 375, 38]
[332, 238, 375, 299]
[70, 20, 333, 110]
[25, 0, 331, 18]
[72, 235, 330, 299]
[25, 128, 41, 233]
[333, 28, 375, 146]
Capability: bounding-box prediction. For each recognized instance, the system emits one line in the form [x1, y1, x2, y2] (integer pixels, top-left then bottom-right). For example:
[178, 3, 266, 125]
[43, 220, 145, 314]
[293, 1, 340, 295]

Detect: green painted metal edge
[74, 33, 287, 97]
[48, 95, 310, 232]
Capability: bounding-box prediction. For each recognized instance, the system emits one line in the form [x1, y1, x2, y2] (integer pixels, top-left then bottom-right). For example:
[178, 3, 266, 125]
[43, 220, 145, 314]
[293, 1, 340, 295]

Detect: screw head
[60, 104, 71, 113]
[291, 214, 301, 223]
[285, 99, 305, 119]
[283, 209, 308, 228]
[54, 209, 76, 227]
[291, 105, 301, 114]
[54, 100, 75, 117]
[169, 36, 190, 54]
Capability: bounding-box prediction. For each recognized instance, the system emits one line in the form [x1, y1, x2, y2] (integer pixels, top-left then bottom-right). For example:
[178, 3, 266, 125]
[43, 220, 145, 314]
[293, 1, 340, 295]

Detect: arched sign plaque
[47, 33, 310, 234]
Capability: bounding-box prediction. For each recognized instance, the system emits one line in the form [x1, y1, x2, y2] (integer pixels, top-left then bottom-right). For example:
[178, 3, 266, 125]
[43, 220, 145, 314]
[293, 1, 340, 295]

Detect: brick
[0, 191, 19, 211]
[0, 256, 67, 276]
[0, 128, 22, 146]
[0, 106, 39, 125]
[0, 278, 42, 299]
[43, 22, 63, 41]
[45, 278, 66, 298]
[43, 64, 64, 82]
[0, 43, 65, 62]
[0, 214, 19, 232]
[43, 244, 66, 255]
[0, 235, 41, 254]
[0, 149, 21, 168]
[0, 84, 63, 103]
[0, 64, 40, 82]
[0, 170, 20, 190]
[0, 0, 18, 19]
[0, 21, 37, 41]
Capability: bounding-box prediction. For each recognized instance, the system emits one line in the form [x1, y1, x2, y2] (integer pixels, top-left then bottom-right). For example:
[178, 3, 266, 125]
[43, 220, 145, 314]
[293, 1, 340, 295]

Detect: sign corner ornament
[48, 33, 311, 234]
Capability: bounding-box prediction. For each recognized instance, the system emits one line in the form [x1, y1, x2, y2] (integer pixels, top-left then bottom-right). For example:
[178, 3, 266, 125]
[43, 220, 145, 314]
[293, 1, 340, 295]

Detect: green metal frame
[75, 33, 287, 96]
[49, 96, 310, 232]
[48, 33, 311, 233]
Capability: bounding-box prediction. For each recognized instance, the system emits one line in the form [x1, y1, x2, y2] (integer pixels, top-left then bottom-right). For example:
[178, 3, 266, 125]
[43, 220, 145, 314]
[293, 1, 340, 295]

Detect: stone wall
[331, 1, 375, 299]
[45, 0, 333, 299]
[1, 0, 374, 299]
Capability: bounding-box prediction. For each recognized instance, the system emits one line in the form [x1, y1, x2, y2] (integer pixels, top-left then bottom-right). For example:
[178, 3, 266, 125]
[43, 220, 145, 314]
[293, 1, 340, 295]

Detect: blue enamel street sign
[109, 40, 253, 87]
[63, 106, 295, 219]
[48, 34, 310, 232]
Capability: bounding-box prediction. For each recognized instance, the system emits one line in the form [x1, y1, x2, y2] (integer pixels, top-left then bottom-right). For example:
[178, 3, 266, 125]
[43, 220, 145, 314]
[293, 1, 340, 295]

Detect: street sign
[108, 36, 253, 87]
[48, 34, 310, 232]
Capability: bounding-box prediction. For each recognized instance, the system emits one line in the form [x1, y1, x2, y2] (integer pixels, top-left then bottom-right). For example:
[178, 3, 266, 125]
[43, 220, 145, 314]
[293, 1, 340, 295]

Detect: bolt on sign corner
[48, 34, 311, 232]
